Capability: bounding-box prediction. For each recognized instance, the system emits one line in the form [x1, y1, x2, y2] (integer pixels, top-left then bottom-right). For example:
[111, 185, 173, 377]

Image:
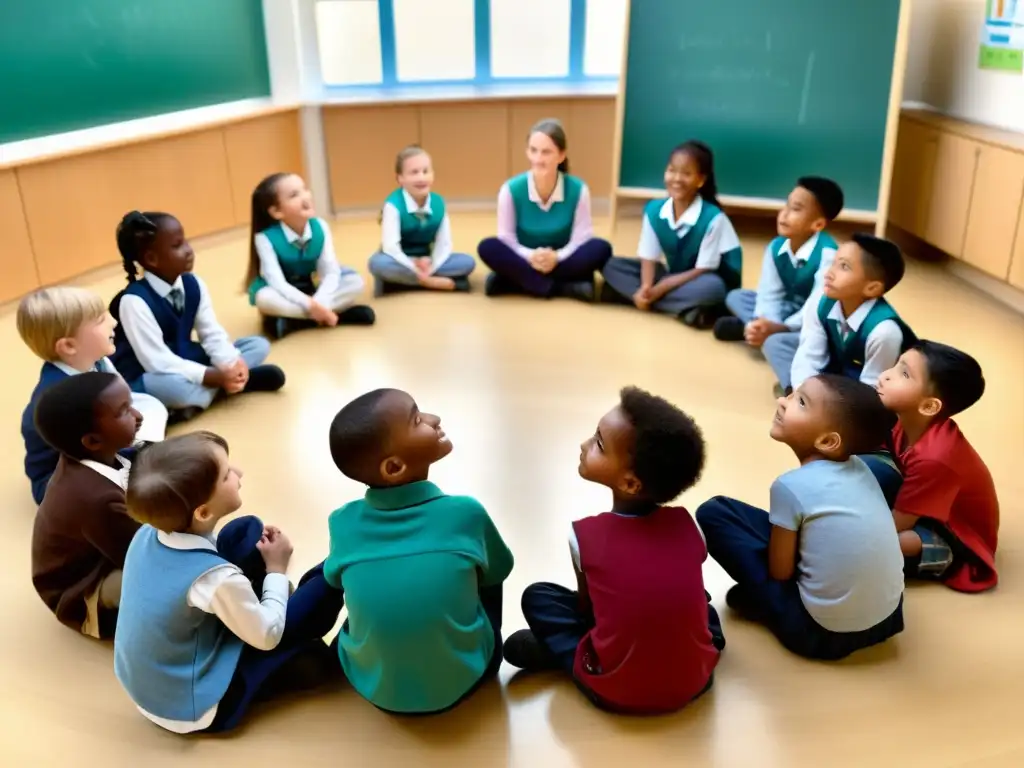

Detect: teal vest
[247, 218, 325, 304]
[385, 189, 446, 257]
[643, 198, 742, 290]
[770, 231, 838, 306]
[817, 296, 917, 380]
[508, 172, 583, 250]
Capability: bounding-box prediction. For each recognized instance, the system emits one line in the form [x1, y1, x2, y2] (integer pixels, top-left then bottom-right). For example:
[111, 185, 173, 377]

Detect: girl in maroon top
[503, 387, 723, 714]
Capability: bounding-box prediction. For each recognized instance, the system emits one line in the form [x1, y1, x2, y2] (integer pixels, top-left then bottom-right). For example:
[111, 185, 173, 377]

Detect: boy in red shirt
[503, 387, 723, 714]
[875, 340, 999, 592]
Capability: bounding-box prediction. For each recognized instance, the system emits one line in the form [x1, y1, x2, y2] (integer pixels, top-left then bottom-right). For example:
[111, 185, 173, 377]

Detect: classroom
[1, 1, 1021, 765]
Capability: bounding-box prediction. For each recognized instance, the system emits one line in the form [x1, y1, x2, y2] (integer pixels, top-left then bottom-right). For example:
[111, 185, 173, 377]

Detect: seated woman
[477, 119, 611, 302]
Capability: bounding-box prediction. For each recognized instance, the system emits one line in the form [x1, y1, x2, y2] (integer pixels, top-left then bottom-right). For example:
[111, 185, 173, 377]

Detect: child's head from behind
[526, 118, 569, 175]
[126, 432, 243, 534]
[251, 172, 314, 235]
[824, 233, 904, 304]
[395, 146, 434, 198]
[579, 387, 705, 505]
[665, 140, 719, 209]
[17, 287, 115, 367]
[778, 176, 844, 242]
[329, 389, 452, 488]
[876, 340, 985, 420]
[34, 372, 141, 462]
[116, 211, 194, 286]
[770, 374, 896, 462]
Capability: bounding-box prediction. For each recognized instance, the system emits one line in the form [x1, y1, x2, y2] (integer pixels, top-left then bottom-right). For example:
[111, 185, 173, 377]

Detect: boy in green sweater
[324, 389, 514, 715]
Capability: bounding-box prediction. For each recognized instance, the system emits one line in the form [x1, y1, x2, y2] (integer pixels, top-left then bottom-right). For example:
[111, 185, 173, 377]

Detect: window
[316, 0, 384, 86]
[393, 0, 477, 82]
[489, 0, 571, 79]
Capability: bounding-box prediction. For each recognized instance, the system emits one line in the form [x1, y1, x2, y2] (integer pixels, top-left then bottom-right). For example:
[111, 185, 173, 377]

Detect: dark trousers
[696, 497, 904, 661]
[206, 516, 345, 733]
[859, 451, 904, 509]
[477, 237, 612, 296]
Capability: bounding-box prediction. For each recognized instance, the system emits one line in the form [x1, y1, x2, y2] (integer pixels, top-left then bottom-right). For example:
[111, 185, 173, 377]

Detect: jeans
[477, 237, 612, 297]
[206, 515, 345, 733]
[762, 332, 801, 390]
[368, 251, 476, 286]
[602, 257, 727, 315]
[141, 336, 270, 410]
[696, 496, 904, 660]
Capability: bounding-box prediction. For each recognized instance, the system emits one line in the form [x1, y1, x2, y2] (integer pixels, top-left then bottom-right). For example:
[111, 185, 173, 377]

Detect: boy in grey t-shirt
[696, 374, 905, 660]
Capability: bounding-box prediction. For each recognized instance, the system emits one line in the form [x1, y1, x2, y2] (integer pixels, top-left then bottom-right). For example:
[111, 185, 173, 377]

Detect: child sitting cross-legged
[875, 341, 999, 592]
[697, 374, 905, 660]
[31, 372, 143, 639]
[114, 432, 344, 734]
[325, 389, 514, 715]
[503, 387, 724, 714]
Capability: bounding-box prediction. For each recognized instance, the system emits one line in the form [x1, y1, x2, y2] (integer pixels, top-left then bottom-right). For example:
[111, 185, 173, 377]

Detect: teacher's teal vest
[247, 218, 325, 305]
[385, 189, 446, 257]
[508, 172, 583, 250]
[817, 296, 917, 380]
[643, 199, 742, 290]
[769, 231, 838, 306]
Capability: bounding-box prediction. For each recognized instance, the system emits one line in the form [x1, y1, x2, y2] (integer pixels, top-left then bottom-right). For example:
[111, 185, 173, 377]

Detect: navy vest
[22, 362, 69, 504]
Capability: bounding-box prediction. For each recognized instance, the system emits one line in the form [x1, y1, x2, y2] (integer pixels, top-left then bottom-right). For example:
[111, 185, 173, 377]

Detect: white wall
[904, 0, 1024, 132]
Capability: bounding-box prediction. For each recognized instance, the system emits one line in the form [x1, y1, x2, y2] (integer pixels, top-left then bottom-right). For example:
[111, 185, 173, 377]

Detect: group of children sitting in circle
[20, 117, 1000, 731]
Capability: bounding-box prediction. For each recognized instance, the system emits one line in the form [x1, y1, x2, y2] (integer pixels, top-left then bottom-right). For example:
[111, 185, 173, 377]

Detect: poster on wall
[980, 0, 1024, 72]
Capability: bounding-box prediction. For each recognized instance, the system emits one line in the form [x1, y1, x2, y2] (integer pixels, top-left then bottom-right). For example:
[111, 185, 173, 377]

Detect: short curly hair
[619, 386, 705, 503]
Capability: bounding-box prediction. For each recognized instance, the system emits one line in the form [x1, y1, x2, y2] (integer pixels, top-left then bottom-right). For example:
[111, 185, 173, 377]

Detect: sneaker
[557, 279, 595, 303]
[484, 273, 508, 297]
[453, 277, 471, 293]
[680, 307, 721, 330]
[337, 305, 376, 325]
[598, 281, 629, 306]
[502, 629, 560, 671]
[167, 406, 204, 426]
[244, 364, 286, 393]
[713, 316, 746, 341]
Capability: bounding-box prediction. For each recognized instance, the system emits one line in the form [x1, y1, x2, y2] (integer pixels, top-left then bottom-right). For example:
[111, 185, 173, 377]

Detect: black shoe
[167, 406, 204, 425]
[725, 585, 759, 620]
[485, 273, 510, 297]
[337, 305, 376, 325]
[261, 315, 291, 341]
[502, 629, 560, 672]
[680, 307, 718, 330]
[713, 316, 746, 341]
[557, 279, 595, 303]
[598, 281, 629, 305]
[244, 364, 286, 393]
[453, 277, 471, 293]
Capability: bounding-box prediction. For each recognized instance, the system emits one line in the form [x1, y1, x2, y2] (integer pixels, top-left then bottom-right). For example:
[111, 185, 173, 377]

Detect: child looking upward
[325, 389, 513, 715]
[32, 373, 142, 638]
[790, 233, 915, 392]
[697, 375, 905, 660]
[876, 341, 999, 592]
[504, 387, 724, 714]
[18, 286, 167, 504]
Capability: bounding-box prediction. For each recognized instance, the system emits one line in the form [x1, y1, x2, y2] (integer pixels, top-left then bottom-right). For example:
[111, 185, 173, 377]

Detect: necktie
[168, 287, 184, 314]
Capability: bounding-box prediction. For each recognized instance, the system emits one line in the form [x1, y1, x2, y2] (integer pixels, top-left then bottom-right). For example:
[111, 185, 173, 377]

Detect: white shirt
[53, 357, 117, 377]
[136, 529, 290, 734]
[496, 172, 594, 262]
[118, 272, 240, 386]
[636, 197, 741, 270]
[790, 296, 905, 390]
[380, 189, 454, 274]
[80, 454, 131, 489]
[253, 218, 342, 311]
[753, 233, 837, 329]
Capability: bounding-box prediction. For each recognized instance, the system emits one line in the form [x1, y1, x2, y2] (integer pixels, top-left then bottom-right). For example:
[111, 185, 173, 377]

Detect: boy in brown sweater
[32, 372, 143, 638]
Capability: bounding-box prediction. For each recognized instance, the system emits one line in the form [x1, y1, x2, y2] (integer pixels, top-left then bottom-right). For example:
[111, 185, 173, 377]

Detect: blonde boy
[18, 287, 168, 503]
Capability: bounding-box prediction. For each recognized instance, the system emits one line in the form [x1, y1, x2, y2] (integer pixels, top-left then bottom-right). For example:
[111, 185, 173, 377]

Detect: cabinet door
[889, 119, 939, 236]
[1009, 200, 1024, 291]
[923, 133, 981, 258]
[962, 145, 1024, 280]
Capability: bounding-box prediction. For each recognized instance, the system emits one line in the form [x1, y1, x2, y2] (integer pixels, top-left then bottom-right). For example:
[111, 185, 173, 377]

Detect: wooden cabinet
[922, 132, 980, 258]
[1010, 204, 1024, 291]
[889, 119, 938, 235]
[962, 145, 1024, 280]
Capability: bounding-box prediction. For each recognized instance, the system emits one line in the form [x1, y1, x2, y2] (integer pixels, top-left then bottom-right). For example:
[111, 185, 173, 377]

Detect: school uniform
[603, 197, 743, 314]
[724, 233, 838, 389]
[112, 272, 270, 410]
[114, 516, 344, 734]
[477, 172, 612, 296]
[324, 481, 513, 714]
[250, 217, 365, 319]
[520, 506, 723, 714]
[32, 454, 137, 638]
[21, 358, 167, 504]
[368, 189, 475, 294]
[697, 457, 906, 660]
[790, 295, 915, 390]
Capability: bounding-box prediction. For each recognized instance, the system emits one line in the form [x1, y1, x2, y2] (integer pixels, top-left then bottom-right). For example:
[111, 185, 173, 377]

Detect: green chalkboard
[0, 1, 271, 143]
[618, 0, 902, 211]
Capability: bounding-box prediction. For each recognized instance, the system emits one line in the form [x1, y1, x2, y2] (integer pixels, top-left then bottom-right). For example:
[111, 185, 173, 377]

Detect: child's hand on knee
[632, 286, 652, 311]
[308, 300, 339, 327]
[257, 526, 293, 574]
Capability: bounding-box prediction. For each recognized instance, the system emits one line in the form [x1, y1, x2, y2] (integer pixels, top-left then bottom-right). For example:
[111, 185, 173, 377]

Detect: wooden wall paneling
[0, 170, 41, 303]
[923, 132, 979, 258]
[18, 129, 235, 285]
[888, 119, 939, 236]
[1009, 196, 1024, 291]
[961, 145, 1024, 280]
[420, 101, 510, 201]
[567, 98, 616, 199]
[506, 99, 574, 179]
[222, 110, 304, 226]
[322, 105, 420, 211]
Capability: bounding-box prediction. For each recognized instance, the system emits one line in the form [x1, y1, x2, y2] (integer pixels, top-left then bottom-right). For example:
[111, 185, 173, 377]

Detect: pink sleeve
[556, 185, 594, 261]
[496, 183, 533, 260]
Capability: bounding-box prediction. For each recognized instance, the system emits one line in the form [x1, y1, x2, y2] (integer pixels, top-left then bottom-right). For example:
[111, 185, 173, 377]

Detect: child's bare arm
[892, 509, 919, 532]
[768, 524, 799, 581]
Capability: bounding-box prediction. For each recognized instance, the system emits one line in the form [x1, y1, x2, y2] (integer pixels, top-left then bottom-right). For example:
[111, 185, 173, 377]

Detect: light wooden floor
[1, 212, 1022, 767]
